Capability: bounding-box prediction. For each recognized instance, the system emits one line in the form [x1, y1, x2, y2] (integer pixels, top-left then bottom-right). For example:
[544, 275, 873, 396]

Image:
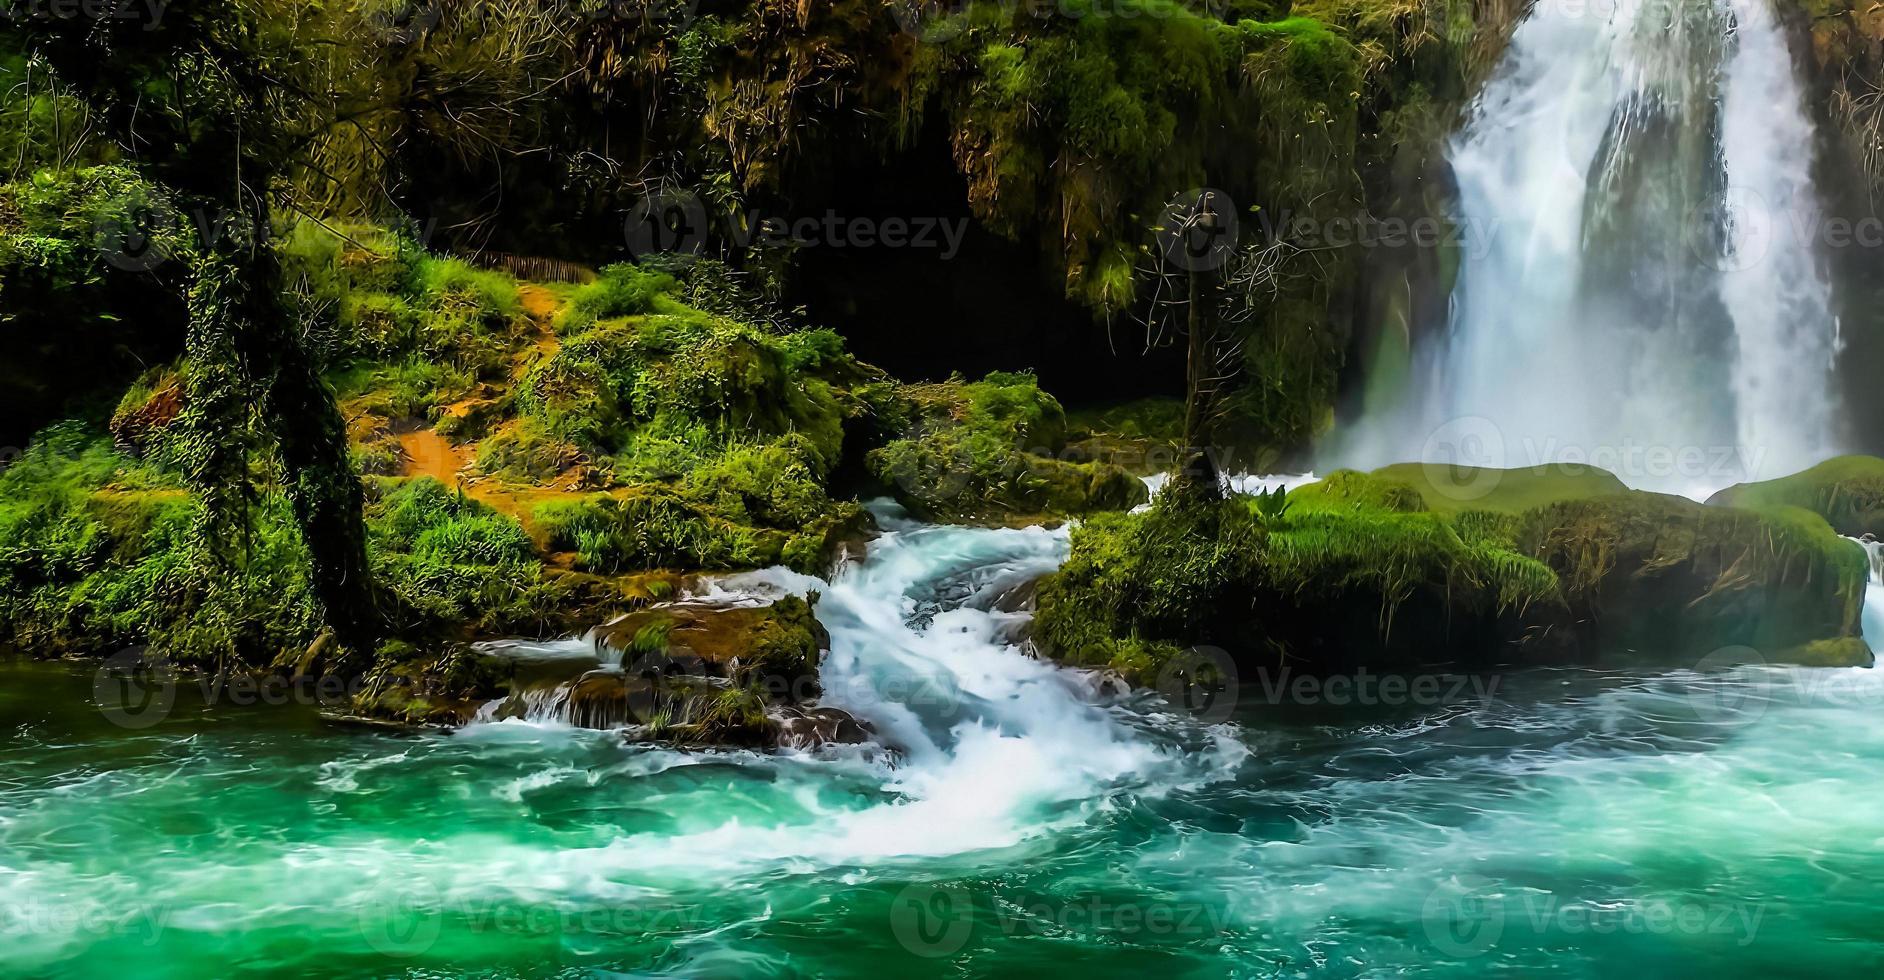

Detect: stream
[4, 505, 1884, 977]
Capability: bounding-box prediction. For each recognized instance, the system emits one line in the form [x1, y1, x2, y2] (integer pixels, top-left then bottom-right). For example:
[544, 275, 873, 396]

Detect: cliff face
[398, 0, 1534, 461]
[1790, 0, 1884, 448]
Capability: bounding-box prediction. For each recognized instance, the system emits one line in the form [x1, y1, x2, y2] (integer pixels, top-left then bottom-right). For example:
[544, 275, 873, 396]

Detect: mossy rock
[596, 594, 828, 700]
[1037, 464, 1872, 679]
[1520, 495, 1867, 663]
[1371, 462, 1631, 515]
[1707, 455, 1884, 538]
[867, 372, 1148, 521]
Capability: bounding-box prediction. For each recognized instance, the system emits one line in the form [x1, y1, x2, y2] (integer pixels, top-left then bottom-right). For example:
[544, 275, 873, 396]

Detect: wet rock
[773, 705, 874, 749]
[1037, 464, 1875, 683]
[597, 594, 829, 703]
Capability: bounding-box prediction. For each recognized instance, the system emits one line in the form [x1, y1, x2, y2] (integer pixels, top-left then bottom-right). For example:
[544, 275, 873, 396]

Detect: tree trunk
[1173, 196, 1227, 502]
[185, 194, 382, 659]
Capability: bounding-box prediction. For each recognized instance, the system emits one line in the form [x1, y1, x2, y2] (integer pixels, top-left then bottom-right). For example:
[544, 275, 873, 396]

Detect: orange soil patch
[363, 279, 595, 542]
[513, 284, 563, 377]
[518, 283, 563, 323]
[397, 428, 471, 487]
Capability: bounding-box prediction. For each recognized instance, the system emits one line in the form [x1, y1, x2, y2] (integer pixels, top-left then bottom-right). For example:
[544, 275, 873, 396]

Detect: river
[4, 506, 1882, 977]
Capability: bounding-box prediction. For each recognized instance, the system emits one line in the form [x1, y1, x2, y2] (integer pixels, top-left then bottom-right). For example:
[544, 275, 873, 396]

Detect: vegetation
[4, 1, 1875, 749]
[866, 372, 1149, 521]
[1707, 455, 1884, 538]
[1037, 465, 1872, 681]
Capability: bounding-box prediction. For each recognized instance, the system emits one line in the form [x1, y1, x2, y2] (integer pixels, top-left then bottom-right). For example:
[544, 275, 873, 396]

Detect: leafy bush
[554, 262, 680, 334]
[365, 477, 552, 634]
[0, 424, 321, 665]
[867, 371, 1145, 520]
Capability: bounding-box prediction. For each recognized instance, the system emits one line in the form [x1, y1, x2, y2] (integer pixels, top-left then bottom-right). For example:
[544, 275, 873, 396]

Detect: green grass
[1369, 462, 1631, 516]
[1707, 455, 1884, 537]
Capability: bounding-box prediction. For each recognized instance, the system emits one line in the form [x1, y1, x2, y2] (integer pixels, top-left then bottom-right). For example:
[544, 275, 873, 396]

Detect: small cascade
[468, 631, 625, 729]
[1852, 536, 1884, 652]
[472, 683, 578, 726]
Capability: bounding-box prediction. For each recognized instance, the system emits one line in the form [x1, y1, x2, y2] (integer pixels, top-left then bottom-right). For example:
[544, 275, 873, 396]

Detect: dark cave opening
[777, 122, 1184, 410]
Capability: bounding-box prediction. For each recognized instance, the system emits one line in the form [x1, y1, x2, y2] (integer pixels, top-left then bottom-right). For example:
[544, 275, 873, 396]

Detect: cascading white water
[1343, 0, 1840, 494]
[466, 501, 1244, 864]
[1852, 536, 1884, 651]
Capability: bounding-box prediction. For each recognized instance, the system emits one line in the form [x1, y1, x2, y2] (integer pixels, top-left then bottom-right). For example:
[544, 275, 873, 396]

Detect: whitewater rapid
[462, 500, 1245, 870]
[12, 502, 1884, 974]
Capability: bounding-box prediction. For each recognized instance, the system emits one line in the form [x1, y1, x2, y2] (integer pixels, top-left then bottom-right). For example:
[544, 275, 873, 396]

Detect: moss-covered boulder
[866, 372, 1149, 522]
[454, 594, 837, 747]
[1707, 455, 1884, 538]
[1522, 494, 1866, 663]
[596, 594, 829, 702]
[1036, 463, 1872, 682]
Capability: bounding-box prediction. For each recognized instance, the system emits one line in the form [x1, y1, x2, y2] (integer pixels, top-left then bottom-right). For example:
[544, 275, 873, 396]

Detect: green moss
[1034, 496, 1267, 682]
[866, 372, 1147, 521]
[1707, 455, 1884, 537]
[1371, 462, 1631, 516]
[0, 424, 321, 666]
[364, 477, 562, 637]
[281, 220, 526, 411]
[1287, 469, 1428, 513]
[475, 417, 582, 484]
[1521, 495, 1867, 653]
[520, 311, 854, 478]
[1039, 463, 1871, 677]
[554, 263, 682, 334]
[532, 487, 850, 576]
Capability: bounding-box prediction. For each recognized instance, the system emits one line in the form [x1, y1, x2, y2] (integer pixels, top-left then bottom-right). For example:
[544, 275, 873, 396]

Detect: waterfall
[1342, 0, 1840, 495]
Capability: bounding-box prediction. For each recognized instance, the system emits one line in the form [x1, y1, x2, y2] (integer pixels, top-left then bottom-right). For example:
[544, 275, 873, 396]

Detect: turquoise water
[4, 518, 1884, 977]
